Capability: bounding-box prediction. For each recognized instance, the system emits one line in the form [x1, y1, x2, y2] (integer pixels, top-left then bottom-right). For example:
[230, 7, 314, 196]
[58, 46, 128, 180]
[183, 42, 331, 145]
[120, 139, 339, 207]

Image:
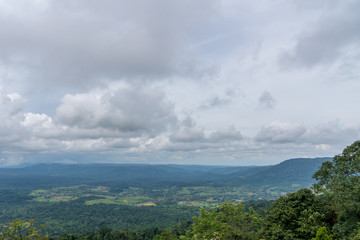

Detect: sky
[0, 0, 360, 166]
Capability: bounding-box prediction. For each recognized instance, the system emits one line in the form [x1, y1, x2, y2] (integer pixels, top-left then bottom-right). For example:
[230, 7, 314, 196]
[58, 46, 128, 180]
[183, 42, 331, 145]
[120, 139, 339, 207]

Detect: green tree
[313, 140, 360, 206]
[261, 189, 326, 240]
[153, 229, 179, 240]
[182, 202, 261, 240]
[0, 219, 48, 240]
[313, 140, 360, 239]
[312, 227, 333, 240]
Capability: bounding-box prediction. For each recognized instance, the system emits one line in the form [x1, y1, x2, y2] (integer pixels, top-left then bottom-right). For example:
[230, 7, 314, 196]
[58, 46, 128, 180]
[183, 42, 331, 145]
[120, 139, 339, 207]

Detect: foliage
[0, 219, 47, 240]
[312, 227, 333, 240]
[313, 140, 360, 205]
[182, 202, 261, 240]
[313, 140, 360, 239]
[153, 221, 192, 240]
[56, 227, 162, 240]
[0, 197, 199, 237]
[351, 223, 360, 240]
[261, 189, 326, 240]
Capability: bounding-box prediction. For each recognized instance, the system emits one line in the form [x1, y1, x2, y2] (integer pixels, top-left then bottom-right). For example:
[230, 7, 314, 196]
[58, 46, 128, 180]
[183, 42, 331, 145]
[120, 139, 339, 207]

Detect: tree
[313, 140, 360, 239]
[261, 189, 326, 240]
[0, 219, 47, 240]
[182, 202, 261, 240]
[312, 227, 333, 240]
[313, 140, 360, 197]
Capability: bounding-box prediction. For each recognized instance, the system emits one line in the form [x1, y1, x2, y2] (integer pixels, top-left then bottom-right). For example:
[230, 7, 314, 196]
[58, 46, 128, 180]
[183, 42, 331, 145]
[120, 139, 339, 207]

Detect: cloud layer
[0, 0, 218, 89]
[0, 0, 359, 166]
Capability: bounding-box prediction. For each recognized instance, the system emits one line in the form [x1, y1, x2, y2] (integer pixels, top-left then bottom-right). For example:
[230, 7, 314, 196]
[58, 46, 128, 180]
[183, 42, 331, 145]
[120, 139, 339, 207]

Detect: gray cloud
[166, 121, 243, 152]
[198, 89, 239, 110]
[255, 122, 307, 144]
[0, 1, 360, 166]
[169, 127, 205, 143]
[258, 90, 276, 109]
[209, 125, 243, 142]
[255, 121, 360, 145]
[302, 121, 360, 144]
[199, 96, 231, 110]
[280, 0, 360, 68]
[0, 0, 218, 89]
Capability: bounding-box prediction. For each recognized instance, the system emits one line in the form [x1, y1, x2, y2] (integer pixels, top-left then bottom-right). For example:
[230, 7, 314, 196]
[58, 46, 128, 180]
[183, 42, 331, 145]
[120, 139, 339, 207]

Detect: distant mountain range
[244, 157, 331, 185]
[0, 157, 331, 190]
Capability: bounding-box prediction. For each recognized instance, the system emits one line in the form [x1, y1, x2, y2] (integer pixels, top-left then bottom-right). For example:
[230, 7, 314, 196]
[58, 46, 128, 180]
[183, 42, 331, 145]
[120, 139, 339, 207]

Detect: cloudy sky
[0, 0, 359, 166]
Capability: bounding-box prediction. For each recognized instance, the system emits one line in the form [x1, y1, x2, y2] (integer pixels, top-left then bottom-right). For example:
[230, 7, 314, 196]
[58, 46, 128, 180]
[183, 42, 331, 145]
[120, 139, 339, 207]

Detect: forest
[1, 140, 360, 239]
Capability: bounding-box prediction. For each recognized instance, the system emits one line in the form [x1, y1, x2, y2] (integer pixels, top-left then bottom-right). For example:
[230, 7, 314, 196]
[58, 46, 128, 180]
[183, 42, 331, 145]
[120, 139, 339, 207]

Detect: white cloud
[22, 113, 60, 138]
[0, 88, 28, 149]
[56, 84, 177, 138]
[0, 89, 26, 116]
[316, 144, 331, 150]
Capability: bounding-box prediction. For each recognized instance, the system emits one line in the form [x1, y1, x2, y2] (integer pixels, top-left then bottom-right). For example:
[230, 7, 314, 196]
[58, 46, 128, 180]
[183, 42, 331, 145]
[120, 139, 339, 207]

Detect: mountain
[0, 157, 330, 190]
[244, 157, 331, 186]
[0, 163, 254, 189]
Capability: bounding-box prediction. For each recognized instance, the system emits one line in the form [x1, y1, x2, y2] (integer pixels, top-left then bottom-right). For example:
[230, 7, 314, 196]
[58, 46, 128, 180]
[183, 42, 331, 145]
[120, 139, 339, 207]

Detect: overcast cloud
[0, 0, 359, 166]
[280, 0, 360, 68]
[258, 90, 276, 109]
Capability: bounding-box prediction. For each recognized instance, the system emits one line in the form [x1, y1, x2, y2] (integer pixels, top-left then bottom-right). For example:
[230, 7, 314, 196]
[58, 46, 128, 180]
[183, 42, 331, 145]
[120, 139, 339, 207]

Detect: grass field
[28, 182, 291, 208]
[30, 185, 156, 206]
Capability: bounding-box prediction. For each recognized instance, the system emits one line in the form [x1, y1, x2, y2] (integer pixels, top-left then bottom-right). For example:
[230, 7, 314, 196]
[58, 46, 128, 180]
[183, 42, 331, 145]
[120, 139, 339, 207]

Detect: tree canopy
[0, 219, 47, 240]
[182, 202, 261, 240]
[313, 140, 360, 239]
[313, 140, 360, 198]
[260, 189, 328, 240]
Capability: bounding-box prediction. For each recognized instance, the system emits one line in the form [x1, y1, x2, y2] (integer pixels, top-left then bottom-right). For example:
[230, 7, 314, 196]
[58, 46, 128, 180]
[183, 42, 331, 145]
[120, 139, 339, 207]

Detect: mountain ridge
[0, 157, 331, 190]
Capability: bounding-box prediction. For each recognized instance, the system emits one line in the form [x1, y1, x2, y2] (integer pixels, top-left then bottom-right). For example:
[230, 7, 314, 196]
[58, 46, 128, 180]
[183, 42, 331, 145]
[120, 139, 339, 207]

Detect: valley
[0, 157, 329, 236]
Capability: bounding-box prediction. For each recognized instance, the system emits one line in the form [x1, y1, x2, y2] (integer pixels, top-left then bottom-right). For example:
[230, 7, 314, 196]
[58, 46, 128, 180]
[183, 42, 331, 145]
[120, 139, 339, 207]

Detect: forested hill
[1, 140, 359, 240]
[0, 157, 333, 237]
[243, 157, 331, 185]
[0, 157, 330, 189]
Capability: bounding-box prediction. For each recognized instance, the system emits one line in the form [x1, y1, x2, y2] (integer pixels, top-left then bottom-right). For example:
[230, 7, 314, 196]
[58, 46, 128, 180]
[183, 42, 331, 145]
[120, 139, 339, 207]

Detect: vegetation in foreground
[1, 140, 360, 239]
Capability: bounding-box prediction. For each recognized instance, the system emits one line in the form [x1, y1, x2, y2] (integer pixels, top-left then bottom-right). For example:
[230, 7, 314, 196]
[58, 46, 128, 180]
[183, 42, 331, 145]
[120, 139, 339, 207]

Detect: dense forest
[1, 140, 360, 239]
